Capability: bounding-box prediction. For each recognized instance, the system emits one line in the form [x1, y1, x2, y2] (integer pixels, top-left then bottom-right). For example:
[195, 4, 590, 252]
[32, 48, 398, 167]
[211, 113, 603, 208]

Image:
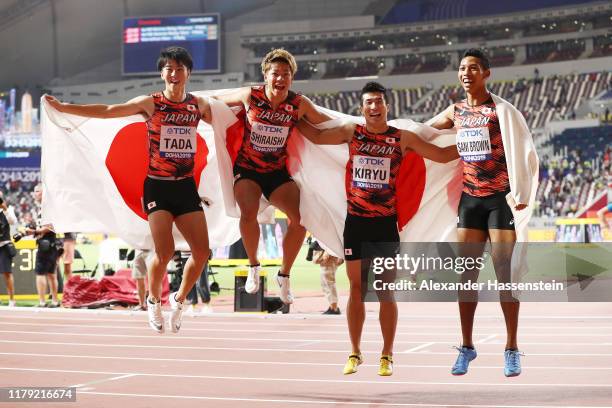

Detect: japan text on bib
[456, 127, 492, 162]
[352, 155, 391, 189]
[160, 125, 197, 159]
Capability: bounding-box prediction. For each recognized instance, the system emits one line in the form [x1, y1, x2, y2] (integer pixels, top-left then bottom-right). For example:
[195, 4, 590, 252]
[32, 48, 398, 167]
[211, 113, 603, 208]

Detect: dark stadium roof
[381, 0, 604, 24]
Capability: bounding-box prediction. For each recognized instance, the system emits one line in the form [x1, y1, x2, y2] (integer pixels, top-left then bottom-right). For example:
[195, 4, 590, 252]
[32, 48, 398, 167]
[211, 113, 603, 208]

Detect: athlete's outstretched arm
[212, 87, 251, 108]
[400, 130, 459, 163]
[299, 96, 332, 124]
[43, 95, 153, 119]
[428, 105, 455, 130]
[297, 119, 354, 145]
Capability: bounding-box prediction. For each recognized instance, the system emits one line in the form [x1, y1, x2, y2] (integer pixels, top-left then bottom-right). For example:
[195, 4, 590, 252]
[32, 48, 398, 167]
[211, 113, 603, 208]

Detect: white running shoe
[147, 298, 164, 334]
[245, 265, 261, 294]
[169, 292, 184, 333]
[200, 303, 214, 314]
[276, 274, 294, 304]
[8, 300, 16, 307]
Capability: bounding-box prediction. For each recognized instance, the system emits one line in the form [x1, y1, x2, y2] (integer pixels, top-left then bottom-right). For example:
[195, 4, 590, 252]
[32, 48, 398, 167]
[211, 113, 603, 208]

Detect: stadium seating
[536, 127, 611, 217]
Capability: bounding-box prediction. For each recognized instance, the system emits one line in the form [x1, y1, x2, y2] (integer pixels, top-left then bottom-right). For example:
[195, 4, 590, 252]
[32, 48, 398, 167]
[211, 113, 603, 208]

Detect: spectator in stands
[213, 49, 332, 305]
[25, 184, 60, 308]
[4, 180, 38, 225]
[62, 232, 76, 280]
[310, 238, 343, 315]
[0, 191, 18, 307]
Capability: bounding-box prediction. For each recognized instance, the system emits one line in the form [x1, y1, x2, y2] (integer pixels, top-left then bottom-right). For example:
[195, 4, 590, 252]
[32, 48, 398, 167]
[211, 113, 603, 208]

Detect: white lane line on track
[70, 374, 136, 389]
[294, 340, 323, 348]
[0, 329, 456, 343]
[1, 367, 611, 388]
[3, 308, 612, 320]
[403, 342, 436, 353]
[74, 391, 612, 408]
[4, 314, 612, 331]
[2, 342, 612, 356]
[3, 321, 612, 336]
[476, 334, 498, 344]
[4, 351, 612, 368]
[2, 329, 611, 346]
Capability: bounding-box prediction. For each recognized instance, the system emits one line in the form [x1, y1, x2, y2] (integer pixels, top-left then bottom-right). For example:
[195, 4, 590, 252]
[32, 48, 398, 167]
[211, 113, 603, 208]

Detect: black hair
[157, 46, 193, 72]
[361, 81, 388, 103]
[462, 48, 490, 70]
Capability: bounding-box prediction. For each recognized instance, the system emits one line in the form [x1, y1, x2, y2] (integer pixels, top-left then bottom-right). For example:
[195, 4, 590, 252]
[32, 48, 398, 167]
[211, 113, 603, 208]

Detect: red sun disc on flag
[104, 122, 208, 220]
[396, 152, 426, 230]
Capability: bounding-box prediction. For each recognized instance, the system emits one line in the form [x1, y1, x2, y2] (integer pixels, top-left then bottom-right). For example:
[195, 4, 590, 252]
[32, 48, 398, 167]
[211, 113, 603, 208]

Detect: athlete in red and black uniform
[453, 96, 515, 231]
[232, 85, 302, 199]
[45, 47, 212, 335]
[214, 49, 331, 304]
[298, 82, 458, 377]
[344, 124, 404, 262]
[429, 48, 529, 377]
[147, 91, 201, 178]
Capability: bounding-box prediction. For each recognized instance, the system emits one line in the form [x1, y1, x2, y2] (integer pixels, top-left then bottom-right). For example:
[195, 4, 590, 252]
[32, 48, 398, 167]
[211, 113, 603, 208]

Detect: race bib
[160, 125, 197, 159]
[456, 127, 492, 162]
[250, 121, 290, 152]
[352, 155, 391, 189]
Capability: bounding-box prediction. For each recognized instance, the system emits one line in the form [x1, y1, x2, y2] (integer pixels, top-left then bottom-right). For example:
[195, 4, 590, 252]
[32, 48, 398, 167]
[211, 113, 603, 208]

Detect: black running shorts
[0, 245, 13, 273]
[35, 246, 59, 275]
[457, 190, 515, 231]
[233, 164, 293, 200]
[143, 176, 203, 217]
[343, 213, 400, 261]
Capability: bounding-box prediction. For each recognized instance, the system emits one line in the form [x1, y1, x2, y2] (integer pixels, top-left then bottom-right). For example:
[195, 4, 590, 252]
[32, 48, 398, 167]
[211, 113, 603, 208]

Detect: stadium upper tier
[241, 3, 610, 81]
[381, 0, 598, 24]
[307, 71, 611, 129]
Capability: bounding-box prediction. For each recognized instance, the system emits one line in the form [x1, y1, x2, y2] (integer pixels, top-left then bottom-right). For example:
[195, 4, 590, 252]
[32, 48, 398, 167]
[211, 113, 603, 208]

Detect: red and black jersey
[234, 86, 302, 173]
[146, 92, 201, 178]
[454, 97, 509, 197]
[346, 125, 403, 217]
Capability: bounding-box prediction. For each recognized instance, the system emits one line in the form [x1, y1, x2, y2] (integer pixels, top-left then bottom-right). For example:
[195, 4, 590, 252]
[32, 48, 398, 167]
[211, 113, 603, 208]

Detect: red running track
[0, 302, 611, 407]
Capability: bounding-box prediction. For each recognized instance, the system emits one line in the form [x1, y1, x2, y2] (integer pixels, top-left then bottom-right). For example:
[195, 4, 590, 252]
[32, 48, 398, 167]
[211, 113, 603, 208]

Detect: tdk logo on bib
[160, 125, 197, 159]
[353, 155, 391, 189]
[250, 121, 290, 152]
[166, 127, 193, 135]
[456, 127, 492, 162]
[359, 157, 385, 166]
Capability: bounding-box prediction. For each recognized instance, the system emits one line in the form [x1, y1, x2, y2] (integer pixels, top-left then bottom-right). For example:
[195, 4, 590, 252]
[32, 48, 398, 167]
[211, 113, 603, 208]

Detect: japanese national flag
[41, 90, 462, 257]
[40, 95, 241, 250]
[207, 97, 463, 258]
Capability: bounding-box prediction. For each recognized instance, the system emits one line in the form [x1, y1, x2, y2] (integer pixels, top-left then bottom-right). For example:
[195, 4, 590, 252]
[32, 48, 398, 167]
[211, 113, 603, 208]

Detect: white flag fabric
[206, 96, 463, 257]
[40, 97, 241, 250]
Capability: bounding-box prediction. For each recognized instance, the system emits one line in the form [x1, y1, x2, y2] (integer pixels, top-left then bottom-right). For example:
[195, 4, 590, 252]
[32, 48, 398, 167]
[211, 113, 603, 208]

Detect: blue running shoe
[504, 349, 523, 377]
[451, 346, 477, 376]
